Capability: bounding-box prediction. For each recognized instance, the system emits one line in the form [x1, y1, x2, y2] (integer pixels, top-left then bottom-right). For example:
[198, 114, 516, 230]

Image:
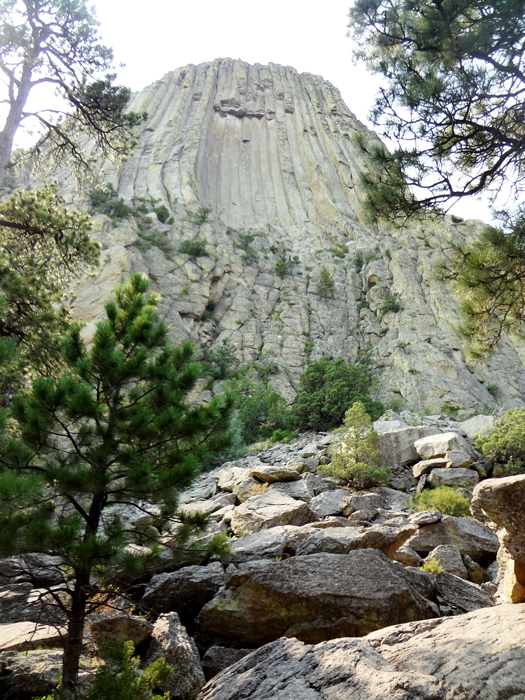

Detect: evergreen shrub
[476, 408, 525, 475]
[409, 486, 471, 517]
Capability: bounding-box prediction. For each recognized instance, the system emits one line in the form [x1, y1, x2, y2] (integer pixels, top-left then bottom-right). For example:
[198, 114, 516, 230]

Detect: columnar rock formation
[38, 58, 525, 410]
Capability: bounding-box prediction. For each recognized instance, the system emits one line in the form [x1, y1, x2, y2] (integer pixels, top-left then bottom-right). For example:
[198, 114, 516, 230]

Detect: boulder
[374, 487, 410, 511]
[458, 414, 495, 439]
[249, 465, 301, 482]
[0, 553, 63, 586]
[143, 612, 205, 699]
[308, 489, 349, 517]
[435, 571, 495, 612]
[392, 546, 422, 567]
[412, 457, 448, 478]
[230, 525, 316, 562]
[424, 544, 468, 579]
[427, 467, 479, 489]
[340, 493, 382, 518]
[0, 650, 93, 698]
[0, 621, 64, 652]
[196, 550, 438, 648]
[216, 466, 250, 492]
[230, 492, 318, 537]
[141, 562, 226, 625]
[393, 563, 436, 602]
[201, 646, 252, 681]
[463, 554, 490, 584]
[267, 478, 315, 502]
[472, 474, 525, 602]
[414, 432, 472, 460]
[197, 605, 525, 700]
[378, 426, 438, 467]
[0, 584, 57, 625]
[445, 450, 471, 468]
[406, 514, 499, 560]
[233, 477, 268, 502]
[295, 525, 415, 558]
[409, 510, 441, 526]
[87, 614, 153, 647]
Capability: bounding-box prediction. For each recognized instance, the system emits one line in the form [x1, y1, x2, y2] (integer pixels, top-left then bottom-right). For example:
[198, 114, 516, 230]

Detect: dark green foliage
[179, 240, 208, 258]
[354, 251, 364, 272]
[237, 382, 287, 444]
[378, 294, 403, 319]
[89, 184, 134, 222]
[317, 267, 335, 299]
[0, 185, 99, 389]
[269, 429, 297, 443]
[204, 338, 240, 380]
[275, 258, 289, 277]
[289, 356, 383, 431]
[86, 641, 172, 700]
[304, 340, 314, 363]
[441, 211, 525, 356]
[0, 274, 234, 694]
[441, 403, 460, 416]
[476, 408, 525, 475]
[329, 246, 349, 258]
[154, 205, 170, 224]
[409, 487, 471, 517]
[487, 384, 500, 397]
[349, 0, 525, 219]
[234, 232, 259, 264]
[187, 206, 211, 226]
[136, 229, 171, 255]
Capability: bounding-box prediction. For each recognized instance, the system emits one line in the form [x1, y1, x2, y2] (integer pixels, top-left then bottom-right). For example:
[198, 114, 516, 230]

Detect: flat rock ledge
[198, 604, 525, 700]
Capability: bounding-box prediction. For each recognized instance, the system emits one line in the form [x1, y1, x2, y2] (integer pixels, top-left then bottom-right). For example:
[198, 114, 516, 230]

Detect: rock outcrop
[27, 58, 525, 413]
[197, 604, 525, 700]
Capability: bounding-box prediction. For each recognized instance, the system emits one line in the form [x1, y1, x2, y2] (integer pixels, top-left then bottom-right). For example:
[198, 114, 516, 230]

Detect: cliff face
[55, 58, 525, 412]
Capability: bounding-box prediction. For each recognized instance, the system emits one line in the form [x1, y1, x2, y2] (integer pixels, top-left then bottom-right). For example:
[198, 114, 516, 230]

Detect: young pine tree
[0, 274, 234, 698]
[317, 267, 335, 299]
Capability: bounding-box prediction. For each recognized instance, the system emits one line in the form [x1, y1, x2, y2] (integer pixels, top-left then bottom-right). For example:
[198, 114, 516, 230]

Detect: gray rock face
[38, 58, 525, 415]
[0, 621, 64, 652]
[143, 612, 205, 699]
[427, 467, 479, 488]
[379, 426, 438, 467]
[308, 489, 349, 517]
[197, 604, 525, 700]
[196, 550, 438, 648]
[141, 563, 226, 625]
[295, 525, 415, 557]
[406, 514, 499, 560]
[425, 544, 468, 579]
[230, 491, 318, 536]
[87, 614, 153, 647]
[435, 571, 495, 613]
[414, 432, 473, 460]
[201, 646, 253, 682]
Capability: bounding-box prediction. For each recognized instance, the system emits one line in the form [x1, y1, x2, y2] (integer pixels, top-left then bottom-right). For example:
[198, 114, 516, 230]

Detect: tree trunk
[61, 570, 89, 699]
[0, 65, 33, 185]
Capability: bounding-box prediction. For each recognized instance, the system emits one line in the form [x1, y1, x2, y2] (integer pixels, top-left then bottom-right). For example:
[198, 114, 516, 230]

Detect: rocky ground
[1, 410, 524, 699]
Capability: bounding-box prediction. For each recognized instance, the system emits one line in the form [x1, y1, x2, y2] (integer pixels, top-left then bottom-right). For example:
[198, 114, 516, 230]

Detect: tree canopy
[0, 274, 234, 696]
[0, 0, 145, 186]
[348, 0, 525, 219]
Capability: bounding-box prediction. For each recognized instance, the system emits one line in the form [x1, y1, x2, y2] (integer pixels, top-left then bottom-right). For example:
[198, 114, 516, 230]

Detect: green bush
[318, 402, 389, 488]
[187, 206, 211, 226]
[441, 402, 460, 416]
[354, 251, 364, 272]
[409, 486, 471, 517]
[476, 407, 525, 475]
[86, 640, 172, 700]
[89, 183, 133, 223]
[378, 294, 403, 319]
[275, 258, 289, 276]
[204, 338, 240, 380]
[289, 356, 383, 431]
[155, 204, 170, 223]
[238, 383, 287, 444]
[420, 558, 444, 575]
[317, 267, 335, 298]
[179, 239, 208, 257]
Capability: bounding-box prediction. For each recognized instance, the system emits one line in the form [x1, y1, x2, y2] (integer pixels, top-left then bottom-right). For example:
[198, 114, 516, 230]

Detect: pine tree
[317, 267, 335, 299]
[0, 274, 234, 698]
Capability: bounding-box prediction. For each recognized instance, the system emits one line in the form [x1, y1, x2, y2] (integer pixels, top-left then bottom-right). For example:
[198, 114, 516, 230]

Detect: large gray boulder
[427, 467, 479, 489]
[295, 525, 415, 557]
[472, 473, 525, 602]
[435, 571, 495, 613]
[309, 489, 349, 517]
[230, 491, 318, 537]
[414, 432, 473, 460]
[143, 612, 205, 699]
[425, 544, 468, 579]
[197, 604, 525, 700]
[231, 525, 316, 562]
[406, 514, 499, 560]
[0, 621, 64, 652]
[201, 647, 253, 681]
[87, 614, 153, 647]
[378, 426, 438, 467]
[141, 563, 226, 625]
[0, 584, 57, 625]
[196, 550, 438, 648]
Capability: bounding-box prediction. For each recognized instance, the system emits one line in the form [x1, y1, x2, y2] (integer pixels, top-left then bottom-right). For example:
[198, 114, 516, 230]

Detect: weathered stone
[308, 489, 349, 517]
[216, 466, 250, 492]
[393, 562, 436, 601]
[0, 622, 64, 652]
[230, 492, 318, 537]
[267, 477, 315, 502]
[0, 584, 58, 625]
[409, 510, 441, 526]
[296, 525, 415, 557]
[0, 650, 93, 698]
[0, 553, 63, 586]
[504, 560, 525, 603]
[406, 514, 499, 560]
[87, 614, 153, 647]
[425, 545, 468, 579]
[374, 487, 410, 512]
[232, 477, 268, 502]
[197, 605, 525, 700]
[340, 493, 382, 518]
[435, 571, 495, 612]
[143, 612, 205, 699]
[230, 525, 316, 561]
[428, 467, 479, 489]
[392, 546, 422, 567]
[141, 563, 226, 625]
[463, 554, 490, 584]
[414, 432, 473, 460]
[249, 465, 301, 483]
[196, 550, 438, 648]
[378, 426, 438, 467]
[412, 457, 448, 478]
[445, 450, 471, 468]
[201, 646, 252, 681]
[458, 414, 495, 439]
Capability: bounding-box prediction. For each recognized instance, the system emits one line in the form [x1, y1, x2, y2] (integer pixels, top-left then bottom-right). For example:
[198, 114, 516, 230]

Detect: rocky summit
[33, 58, 525, 411]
